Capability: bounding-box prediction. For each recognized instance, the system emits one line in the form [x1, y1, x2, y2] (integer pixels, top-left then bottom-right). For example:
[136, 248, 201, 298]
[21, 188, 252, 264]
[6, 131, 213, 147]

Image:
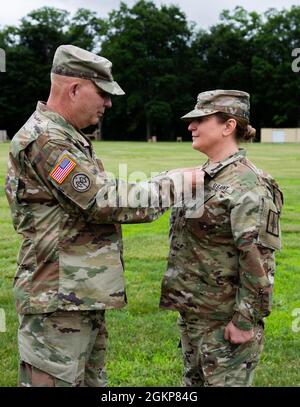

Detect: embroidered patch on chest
[211, 182, 233, 194]
[266, 209, 279, 236]
[50, 156, 76, 184]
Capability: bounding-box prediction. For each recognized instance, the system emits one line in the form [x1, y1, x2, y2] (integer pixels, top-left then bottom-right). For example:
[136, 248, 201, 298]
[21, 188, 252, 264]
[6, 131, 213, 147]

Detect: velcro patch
[50, 155, 76, 184]
[266, 209, 279, 237]
[72, 173, 91, 192]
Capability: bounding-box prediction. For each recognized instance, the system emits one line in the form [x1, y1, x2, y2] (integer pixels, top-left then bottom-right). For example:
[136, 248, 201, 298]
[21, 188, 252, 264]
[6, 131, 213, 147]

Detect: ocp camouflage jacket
[6, 102, 171, 314]
[160, 149, 283, 330]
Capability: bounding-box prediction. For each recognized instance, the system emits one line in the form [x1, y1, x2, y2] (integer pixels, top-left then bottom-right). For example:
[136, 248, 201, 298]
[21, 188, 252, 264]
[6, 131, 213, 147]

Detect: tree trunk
[146, 117, 152, 141]
[96, 120, 102, 141]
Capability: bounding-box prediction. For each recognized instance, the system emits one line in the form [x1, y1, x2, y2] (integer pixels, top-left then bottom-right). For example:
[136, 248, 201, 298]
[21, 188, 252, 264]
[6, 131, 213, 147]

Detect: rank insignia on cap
[50, 156, 76, 184]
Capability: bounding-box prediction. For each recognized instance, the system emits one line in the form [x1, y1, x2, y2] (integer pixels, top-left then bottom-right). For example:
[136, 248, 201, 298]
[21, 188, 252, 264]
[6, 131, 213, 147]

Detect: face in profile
[72, 81, 112, 129]
[187, 114, 226, 153]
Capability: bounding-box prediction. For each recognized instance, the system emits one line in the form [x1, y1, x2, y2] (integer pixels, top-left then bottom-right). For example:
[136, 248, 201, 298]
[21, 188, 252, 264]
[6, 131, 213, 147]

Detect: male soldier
[159, 89, 283, 386]
[5, 44, 199, 387]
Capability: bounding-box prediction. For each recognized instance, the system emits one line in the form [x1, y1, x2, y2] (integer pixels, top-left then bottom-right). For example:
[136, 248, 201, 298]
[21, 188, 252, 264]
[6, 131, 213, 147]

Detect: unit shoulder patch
[72, 173, 91, 192]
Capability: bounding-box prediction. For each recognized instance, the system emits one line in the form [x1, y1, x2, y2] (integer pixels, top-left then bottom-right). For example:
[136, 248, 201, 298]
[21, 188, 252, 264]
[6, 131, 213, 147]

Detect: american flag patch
[50, 156, 76, 184]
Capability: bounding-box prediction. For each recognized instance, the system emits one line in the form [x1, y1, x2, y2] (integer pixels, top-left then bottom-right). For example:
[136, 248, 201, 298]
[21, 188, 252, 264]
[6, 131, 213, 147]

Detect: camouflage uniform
[18, 311, 107, 387]
[5, 46, 175, 387]
[160, 90, 283, 387]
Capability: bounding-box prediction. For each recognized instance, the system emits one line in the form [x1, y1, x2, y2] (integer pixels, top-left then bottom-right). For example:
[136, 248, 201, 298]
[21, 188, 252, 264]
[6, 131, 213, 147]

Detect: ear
[223, 118, 237, 137]
[69, 82, 80, 101]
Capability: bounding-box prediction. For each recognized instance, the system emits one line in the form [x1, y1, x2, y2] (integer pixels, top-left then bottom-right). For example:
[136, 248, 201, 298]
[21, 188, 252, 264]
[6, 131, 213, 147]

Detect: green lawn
[0, 141, 299, 386]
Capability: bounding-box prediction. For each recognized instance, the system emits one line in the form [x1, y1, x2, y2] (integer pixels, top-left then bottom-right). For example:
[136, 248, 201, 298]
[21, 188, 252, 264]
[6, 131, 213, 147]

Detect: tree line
[0, 0, 299, 141]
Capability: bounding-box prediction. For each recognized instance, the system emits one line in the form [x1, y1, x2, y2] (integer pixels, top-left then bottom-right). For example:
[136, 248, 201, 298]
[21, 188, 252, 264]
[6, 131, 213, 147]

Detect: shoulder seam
[238, 159, 260, 177]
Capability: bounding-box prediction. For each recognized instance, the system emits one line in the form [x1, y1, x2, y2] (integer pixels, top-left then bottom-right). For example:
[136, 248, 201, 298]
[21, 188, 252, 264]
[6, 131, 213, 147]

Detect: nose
[104, 97, 112, 109]
[188, 121, 196, 131]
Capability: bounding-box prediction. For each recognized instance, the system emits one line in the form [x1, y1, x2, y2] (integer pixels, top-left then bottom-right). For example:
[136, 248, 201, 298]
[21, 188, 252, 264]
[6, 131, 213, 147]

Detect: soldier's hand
[168, 167, 204, 189]
[224, 321, 254, 344]
[186, 168, 205, 189]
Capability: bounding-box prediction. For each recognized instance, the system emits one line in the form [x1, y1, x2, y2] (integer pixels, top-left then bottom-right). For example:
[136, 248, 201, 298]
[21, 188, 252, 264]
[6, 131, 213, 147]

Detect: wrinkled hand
[224, 321, 254, 344]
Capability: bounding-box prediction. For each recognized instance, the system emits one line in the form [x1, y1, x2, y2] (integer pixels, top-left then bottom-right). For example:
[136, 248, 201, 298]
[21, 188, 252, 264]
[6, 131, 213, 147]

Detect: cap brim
[93, 79, 125, 96]
[181, 109, 218, 121]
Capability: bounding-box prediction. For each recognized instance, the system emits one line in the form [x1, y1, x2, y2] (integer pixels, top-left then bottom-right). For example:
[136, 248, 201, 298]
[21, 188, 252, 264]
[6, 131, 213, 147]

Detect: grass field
[0, 141, 299, 387]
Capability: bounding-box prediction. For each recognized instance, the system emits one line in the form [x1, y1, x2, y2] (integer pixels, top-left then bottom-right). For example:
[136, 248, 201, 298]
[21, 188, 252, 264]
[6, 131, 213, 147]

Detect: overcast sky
[0, 0, 299, 29]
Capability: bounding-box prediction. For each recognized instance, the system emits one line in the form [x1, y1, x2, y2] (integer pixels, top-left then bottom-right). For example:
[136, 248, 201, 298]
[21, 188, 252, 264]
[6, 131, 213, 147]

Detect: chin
[91, 117, 100, 125]
[192, 141, 201, 151]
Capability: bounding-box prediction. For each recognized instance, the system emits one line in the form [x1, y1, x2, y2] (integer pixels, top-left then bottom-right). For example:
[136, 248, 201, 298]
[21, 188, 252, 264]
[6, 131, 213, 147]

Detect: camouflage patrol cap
[181, 89, 250, 121]
[51, 44, 125, 96]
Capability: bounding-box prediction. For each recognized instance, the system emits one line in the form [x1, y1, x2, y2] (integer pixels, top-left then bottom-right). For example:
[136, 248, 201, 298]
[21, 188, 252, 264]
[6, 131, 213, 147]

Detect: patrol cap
[51, 44, 125, 96]
[181, 89, 250, 121]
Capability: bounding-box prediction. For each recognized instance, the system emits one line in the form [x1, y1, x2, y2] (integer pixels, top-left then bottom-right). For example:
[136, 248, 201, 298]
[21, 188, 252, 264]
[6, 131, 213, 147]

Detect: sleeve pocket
[256, 197, 281, 250]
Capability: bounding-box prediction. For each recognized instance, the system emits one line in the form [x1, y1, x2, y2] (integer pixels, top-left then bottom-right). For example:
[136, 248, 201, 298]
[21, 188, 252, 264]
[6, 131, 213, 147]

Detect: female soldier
[159, 90, 283, 387]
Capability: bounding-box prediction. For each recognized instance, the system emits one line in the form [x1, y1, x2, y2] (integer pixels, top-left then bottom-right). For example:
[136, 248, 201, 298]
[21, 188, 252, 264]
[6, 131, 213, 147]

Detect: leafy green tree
[100, 0, 193, 140]
[66, 8, 104, 52]
[1, 3, 300, 140]
[189, 7, 260, 132]
[251, 6, 300, 127]
[0, 8, 70, 135]
[0, 7, 104, 137]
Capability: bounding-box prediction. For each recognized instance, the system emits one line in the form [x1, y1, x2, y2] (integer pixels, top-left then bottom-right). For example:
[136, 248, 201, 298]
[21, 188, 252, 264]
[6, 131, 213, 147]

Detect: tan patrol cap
[51, 44, 125, 96]
[181, 89, 250, 121]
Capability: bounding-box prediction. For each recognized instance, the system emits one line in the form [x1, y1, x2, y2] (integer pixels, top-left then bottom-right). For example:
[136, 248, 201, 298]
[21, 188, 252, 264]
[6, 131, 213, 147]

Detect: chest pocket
[184, 189, 216, 220]
[169, 186, 215, 229]
[189, 189, 238, 241]
[170, 190, 216, 243]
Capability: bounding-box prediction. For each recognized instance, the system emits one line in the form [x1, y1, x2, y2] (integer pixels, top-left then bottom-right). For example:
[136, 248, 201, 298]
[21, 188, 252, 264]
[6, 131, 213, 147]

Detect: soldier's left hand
[224, 321, 254, 344]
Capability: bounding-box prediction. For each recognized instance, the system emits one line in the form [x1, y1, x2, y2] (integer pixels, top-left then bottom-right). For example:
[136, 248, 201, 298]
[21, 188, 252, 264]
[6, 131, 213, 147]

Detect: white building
[261, 128, 300, 143]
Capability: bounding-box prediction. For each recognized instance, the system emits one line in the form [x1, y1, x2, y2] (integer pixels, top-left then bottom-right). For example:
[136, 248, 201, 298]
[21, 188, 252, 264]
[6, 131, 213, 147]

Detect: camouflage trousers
[18, 310, 108, 387]
[177, 312, 264, 387]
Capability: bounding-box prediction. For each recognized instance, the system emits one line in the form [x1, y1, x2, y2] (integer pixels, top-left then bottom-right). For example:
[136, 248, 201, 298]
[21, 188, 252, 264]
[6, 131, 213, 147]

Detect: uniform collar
[36, 101, 91, 148]
[202, 148, 246, 178]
